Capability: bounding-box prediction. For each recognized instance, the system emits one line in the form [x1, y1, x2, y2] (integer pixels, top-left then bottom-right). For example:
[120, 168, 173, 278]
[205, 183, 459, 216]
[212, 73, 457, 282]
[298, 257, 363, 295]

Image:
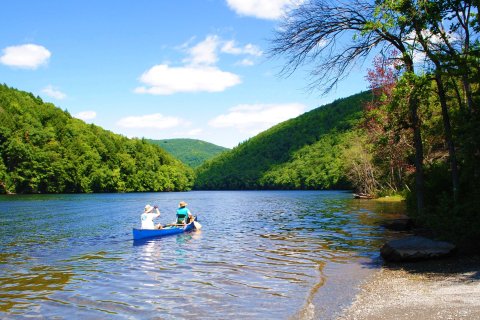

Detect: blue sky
[1, 0, 369, 148]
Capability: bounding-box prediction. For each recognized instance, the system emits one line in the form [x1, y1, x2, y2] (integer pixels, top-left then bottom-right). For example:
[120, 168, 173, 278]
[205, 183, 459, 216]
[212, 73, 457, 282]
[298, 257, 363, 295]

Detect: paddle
[193, 219, 202, 230]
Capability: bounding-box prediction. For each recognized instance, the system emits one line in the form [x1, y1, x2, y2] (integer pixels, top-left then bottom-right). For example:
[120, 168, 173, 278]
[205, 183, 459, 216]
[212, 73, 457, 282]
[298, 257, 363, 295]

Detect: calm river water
[0, 191, 405, 319]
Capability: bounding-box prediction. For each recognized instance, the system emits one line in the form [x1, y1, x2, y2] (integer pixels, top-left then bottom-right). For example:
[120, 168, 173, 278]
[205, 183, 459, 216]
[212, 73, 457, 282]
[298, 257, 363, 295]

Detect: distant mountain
[148, 138, 228, 168]
[0, 83, 371, 194]
[0, 84, 194, 194]
[194, 91, 372, 190]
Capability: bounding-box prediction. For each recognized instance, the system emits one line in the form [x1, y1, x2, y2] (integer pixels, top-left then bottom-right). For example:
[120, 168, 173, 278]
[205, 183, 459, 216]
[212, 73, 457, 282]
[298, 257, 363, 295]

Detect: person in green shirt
[176, 201, 193, 225]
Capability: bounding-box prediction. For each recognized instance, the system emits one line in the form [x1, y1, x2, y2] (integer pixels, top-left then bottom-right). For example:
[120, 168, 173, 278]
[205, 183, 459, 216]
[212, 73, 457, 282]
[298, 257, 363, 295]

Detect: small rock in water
[381, 217, 413, 231]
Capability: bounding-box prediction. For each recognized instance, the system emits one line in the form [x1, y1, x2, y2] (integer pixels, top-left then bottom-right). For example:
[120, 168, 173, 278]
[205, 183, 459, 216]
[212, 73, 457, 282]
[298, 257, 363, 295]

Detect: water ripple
[0, 191, 405, 319]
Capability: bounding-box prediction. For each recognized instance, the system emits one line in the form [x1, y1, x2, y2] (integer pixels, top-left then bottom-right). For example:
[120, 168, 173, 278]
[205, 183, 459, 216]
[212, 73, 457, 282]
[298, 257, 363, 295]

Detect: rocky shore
[338, 255, 480, 320]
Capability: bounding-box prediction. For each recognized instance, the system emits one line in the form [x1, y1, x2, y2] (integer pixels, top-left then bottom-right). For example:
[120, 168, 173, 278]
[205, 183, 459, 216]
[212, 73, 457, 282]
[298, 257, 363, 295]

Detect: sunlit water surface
[0, 191, 406, 319]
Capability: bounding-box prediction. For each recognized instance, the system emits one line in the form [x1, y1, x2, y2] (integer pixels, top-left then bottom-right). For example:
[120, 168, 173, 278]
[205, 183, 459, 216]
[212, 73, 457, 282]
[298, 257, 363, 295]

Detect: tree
[382, 0, 480, 203]
[363, 54, 413, 194]
[378, 0, 466, 203]
[0, 84, 194, 194]
[343, 133, 380, 195]
[194, 91, 370, 190]
[0, 158, 13, 194]
[270, 0, 426, 214]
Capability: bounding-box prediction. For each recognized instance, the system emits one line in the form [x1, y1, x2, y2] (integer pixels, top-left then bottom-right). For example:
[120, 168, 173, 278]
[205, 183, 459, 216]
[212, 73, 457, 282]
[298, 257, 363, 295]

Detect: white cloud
[135, 35, 264, 95]
[184, 36, 262, 67]
[237, 58, 255, 66]
[74, 111, 97, 121]
[226, 0, 301, 20]
[243, 43, 263, 56]
[421, 29, 459, 46]
[0, 44, 51, 69]
[221, 41, 263, 56]
[209, 103, 305, 133]
[185, 128, 203, 136]
[135, 65, 241, 95]
[184, 35, 220, 66]
[42, 85, 66, 100]
[221, 40, 242, 55]
[404, 30, 459, 64]
[117, 113, 186, 129]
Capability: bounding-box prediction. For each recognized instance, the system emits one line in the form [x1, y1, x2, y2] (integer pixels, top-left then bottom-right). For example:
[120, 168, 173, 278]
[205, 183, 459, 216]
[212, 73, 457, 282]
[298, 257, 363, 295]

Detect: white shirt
[141, 211, 160, 229]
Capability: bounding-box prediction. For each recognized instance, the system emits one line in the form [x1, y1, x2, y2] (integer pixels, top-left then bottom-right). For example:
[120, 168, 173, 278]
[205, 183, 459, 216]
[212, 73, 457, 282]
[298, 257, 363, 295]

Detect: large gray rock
[381, 236, 456, 262]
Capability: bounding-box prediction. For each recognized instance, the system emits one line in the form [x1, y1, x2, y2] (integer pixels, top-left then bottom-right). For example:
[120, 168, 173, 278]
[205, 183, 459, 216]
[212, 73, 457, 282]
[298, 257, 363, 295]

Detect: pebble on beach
[338, 256, 480, 320]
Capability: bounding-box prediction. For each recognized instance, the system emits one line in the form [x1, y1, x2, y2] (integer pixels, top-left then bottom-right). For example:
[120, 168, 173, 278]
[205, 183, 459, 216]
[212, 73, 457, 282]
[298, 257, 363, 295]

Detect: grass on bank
[374, 195, 405, 202]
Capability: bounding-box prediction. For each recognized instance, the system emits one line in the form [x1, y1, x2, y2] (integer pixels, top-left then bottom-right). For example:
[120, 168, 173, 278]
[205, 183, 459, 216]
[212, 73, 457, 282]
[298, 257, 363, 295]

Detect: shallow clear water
[0, 191, 405, 319]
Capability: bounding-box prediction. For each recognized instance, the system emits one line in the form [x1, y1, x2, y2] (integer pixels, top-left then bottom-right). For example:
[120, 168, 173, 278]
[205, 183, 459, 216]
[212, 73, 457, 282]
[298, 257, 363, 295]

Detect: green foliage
[372, 65, 480, 246]
[268, 0, 480, 247]
[0, 84, 194, 194]
[195, 91, 372, 190]
[260, 131, 352, 189]
[342, 131, 382, 195]
[148, 138, 228, 168]
[407, 160, 480, 249]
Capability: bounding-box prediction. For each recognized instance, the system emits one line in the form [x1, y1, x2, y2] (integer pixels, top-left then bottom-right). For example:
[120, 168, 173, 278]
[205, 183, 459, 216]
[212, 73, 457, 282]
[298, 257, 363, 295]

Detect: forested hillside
[0, 84, 194, 194]
[148, 138, 228, 168]
[194, 91, 371, 189]
[268, 0, 480, 247]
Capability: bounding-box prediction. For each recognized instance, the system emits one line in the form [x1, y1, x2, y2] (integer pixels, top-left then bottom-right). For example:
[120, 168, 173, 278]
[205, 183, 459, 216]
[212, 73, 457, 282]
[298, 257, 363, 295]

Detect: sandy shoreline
[337, 255, 480, 320]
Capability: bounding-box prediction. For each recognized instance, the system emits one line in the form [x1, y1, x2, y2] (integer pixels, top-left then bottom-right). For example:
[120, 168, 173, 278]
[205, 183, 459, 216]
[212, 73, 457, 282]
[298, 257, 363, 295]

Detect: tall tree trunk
[450, 77, 465, 112]
[409, 90, 425, 216]
[461, 75, 475, 113]
[457, 0, 475, 113]
[412, 16, 461, 205]
[435, 71, 460, 203]
[403, 56, 425, 216]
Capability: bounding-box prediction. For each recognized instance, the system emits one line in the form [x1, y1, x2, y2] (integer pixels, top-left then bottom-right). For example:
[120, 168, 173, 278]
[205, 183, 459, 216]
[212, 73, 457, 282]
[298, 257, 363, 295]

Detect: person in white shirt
[140, 204, 162, 229]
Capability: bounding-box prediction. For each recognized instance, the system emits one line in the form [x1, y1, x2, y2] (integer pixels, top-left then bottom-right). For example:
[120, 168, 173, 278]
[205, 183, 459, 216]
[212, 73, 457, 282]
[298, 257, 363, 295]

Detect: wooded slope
[194, 91, 371, 189]
[0, 84, 194, 193]
[148, 138, 228, 168]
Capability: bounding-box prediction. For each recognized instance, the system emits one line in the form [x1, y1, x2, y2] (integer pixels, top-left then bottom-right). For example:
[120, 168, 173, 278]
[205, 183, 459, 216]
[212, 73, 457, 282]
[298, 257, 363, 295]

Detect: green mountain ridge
[148, 138, 228, 168]
[0, 84, 194, 194]
[194, 91, 372, 190]
[0, 83, 371, 193]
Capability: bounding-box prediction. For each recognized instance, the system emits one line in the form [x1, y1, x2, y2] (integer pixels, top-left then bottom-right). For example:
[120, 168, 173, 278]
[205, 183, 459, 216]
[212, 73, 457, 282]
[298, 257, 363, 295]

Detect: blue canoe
[133, 221, 195, 240]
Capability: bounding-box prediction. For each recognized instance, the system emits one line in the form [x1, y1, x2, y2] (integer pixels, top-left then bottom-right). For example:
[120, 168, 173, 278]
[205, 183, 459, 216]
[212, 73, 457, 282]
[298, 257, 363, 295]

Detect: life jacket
[176, 207, 189, 223]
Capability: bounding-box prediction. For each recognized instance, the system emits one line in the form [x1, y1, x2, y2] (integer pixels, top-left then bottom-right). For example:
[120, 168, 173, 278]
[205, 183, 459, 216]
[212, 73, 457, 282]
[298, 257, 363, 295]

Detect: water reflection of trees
[0, 265, 73, 312]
